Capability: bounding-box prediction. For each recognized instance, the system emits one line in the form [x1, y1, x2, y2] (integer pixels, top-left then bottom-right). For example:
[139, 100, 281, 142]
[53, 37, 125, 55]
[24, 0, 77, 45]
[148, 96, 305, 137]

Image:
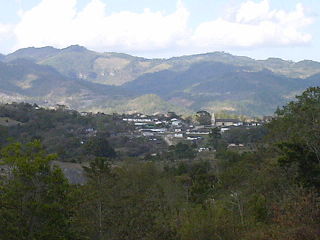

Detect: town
[120, 110, 272, 150]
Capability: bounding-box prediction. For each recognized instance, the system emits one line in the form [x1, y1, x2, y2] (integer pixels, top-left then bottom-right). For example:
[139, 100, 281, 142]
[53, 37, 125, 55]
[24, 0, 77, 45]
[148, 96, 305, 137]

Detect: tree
[267, 87, 320, 189]
[169, 142, 196, 159]
[76, 161, 181, 240]
[0, 126, 8, 147]
[208, 127, 224, 150]
[84, 136, 116, 158]
[0, 141, 75, 240]
[75, 157, 114, 240]
[195, 111, 212, 125]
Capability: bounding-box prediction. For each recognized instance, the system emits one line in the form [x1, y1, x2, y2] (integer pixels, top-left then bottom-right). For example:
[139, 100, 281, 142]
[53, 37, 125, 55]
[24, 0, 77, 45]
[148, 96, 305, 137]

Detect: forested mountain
[123, 62, 317, 115]
[4, 46, 61, 62]
[0, 58, 132, 111]
[1, 45, 320, 116]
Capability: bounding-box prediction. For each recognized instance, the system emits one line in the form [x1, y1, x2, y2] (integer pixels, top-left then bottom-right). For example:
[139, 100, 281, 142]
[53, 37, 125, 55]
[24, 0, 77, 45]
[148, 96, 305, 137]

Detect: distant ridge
[1, 45, 320, 116]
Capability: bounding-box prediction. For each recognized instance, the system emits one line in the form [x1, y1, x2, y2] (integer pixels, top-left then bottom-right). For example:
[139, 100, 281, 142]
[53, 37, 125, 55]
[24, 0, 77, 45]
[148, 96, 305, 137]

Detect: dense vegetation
[0, 87, 320, 239]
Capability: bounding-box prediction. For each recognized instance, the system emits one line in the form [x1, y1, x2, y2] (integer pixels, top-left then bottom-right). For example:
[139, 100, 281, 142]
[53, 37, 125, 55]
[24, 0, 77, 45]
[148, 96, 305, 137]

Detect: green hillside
[123, 62, 320, 115]
[115, 94, 191, 115]
[1, 45, 320, 116]
[5, 46, 320, 86]
[0, 117, 21, 127]
[4, 46, 60, 62]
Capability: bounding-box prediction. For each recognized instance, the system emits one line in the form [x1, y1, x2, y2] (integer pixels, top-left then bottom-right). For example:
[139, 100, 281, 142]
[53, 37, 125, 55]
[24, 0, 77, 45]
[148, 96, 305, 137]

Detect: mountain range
[1, 45, 320, 116]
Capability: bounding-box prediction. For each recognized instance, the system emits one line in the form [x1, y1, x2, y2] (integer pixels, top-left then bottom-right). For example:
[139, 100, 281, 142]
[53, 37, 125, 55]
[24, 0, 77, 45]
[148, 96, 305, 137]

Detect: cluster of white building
[121, 112, 269, 144]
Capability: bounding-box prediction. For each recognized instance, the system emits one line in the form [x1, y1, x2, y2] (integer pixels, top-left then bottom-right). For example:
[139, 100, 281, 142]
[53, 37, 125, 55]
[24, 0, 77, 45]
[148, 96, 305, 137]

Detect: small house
[215, 119, 243, 127]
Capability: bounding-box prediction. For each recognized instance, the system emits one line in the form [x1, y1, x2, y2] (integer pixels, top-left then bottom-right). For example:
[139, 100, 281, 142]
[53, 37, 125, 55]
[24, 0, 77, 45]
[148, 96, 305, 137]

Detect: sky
[0, 0, 319, 61]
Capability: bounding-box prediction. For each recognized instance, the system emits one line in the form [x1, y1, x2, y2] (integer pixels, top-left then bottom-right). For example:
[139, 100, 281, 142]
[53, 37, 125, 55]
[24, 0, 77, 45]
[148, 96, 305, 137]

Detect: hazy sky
[0, 0, 319, 61]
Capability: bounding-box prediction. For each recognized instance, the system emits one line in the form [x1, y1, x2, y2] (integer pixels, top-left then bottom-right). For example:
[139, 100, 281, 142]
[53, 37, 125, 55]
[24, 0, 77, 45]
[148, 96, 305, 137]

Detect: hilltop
[1, 45, 320, 116]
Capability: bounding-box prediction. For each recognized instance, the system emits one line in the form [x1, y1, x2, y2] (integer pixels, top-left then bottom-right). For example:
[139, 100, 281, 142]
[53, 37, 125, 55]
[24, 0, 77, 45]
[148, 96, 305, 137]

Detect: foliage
[84, 136, 116, 158]
[244, 189, 320, 240]
[0, 141, 75, 240]
[176, 203, 241, 240]
[167, 142, 196, 160]
[75, 160, 183, 240]
[207, 127, 224, 150]
[267, 87, 320, 189]
[223, 126, 267, 145]
[195, 110, 212, 125]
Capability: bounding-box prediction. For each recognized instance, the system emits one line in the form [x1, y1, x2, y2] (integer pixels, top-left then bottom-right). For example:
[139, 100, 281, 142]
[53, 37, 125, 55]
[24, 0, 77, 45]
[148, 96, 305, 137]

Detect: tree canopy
[0, 141, 75, 240]
[267, 87, 320, 189]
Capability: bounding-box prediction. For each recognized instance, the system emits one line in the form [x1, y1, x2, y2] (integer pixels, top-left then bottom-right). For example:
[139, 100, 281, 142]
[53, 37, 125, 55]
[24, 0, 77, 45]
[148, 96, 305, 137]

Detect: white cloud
[191, 0, 313, 50]
[13, 0, 189, 52]
[0, 23, 15, 50]
[0, 23, 10, 36]
[236, 0, 271, 23]
[3, 0, 315, 55]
